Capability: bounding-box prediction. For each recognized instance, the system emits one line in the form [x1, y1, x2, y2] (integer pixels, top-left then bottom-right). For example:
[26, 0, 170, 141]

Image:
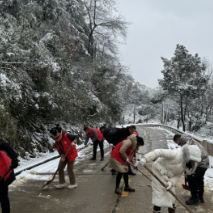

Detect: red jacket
[111, 141, 135, 164]
[87, 128, 103, 141]
[55, 133, 78, 162]
[0, 151, 12, 180]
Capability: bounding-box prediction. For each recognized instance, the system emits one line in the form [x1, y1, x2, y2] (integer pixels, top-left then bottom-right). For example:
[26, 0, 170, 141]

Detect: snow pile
[15, 171, 52, 181]
[14, 151, 59, 175]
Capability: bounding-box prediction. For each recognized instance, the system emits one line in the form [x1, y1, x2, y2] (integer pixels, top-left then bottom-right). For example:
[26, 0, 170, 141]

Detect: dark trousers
[93, 139, 104, 159]
[0, 185, 10, 213]
[116, 172, 129, 187]
[187, 167, 207, 199]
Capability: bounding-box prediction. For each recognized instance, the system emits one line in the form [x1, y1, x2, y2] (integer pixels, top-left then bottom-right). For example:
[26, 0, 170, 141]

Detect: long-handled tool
[101, 162, 109, 171]
[0, 168, 11, 182]
[130, 162, 151, 181]
[182, 176, 190, 191]
[42, 142, 90, 188]
[42, 144, 74, 188]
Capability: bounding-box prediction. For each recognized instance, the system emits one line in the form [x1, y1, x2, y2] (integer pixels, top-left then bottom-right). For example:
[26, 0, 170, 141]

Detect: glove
[10, 158, 18, 169]
[125, 158, 130, 164]
[166, 181, 172, 190]
[134, 161, 139, 170]
[139, 158, 146, 166]
[134, 166, 139, 170]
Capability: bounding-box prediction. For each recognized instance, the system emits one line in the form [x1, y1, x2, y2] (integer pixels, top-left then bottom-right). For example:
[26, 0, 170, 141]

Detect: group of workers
[0, 124, 209, 213]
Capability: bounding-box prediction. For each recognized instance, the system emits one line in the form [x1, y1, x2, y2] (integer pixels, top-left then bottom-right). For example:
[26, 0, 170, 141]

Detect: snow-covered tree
[159, 45, 209, 131]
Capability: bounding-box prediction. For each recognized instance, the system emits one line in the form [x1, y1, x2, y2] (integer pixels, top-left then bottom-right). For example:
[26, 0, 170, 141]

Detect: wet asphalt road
[9, 126, 213, 213]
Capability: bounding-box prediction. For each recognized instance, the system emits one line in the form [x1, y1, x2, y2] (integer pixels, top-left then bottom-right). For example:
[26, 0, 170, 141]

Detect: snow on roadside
[11, 140, 110, 187]
[14, 151, 59, 175]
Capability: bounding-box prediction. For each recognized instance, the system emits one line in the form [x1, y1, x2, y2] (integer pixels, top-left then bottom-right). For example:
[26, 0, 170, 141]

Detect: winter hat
[179, 135, 191, 146]
[182, 144, 201, 163]
[182, 144, 201, 175]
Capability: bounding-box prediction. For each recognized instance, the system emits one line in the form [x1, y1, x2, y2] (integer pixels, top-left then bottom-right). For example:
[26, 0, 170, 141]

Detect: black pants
[187, 167, 207, 199]
[0, 185, 10, 213]
[116, 172, 129, 187]
[93, 139, 104, 159]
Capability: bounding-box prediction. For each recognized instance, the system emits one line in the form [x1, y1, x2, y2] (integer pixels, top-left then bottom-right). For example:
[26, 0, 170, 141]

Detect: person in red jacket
[0, 139, 18, 213]
[84, 126, 104, 161]
[49, 124, 79, 189]
[108, 134, 144, 194]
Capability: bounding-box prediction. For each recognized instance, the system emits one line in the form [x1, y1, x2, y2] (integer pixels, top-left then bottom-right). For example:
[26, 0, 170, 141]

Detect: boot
[199, 197, 205, 203]
[168, 207, 176, 213]
[100, 156, 104, 161]
[55, 183, 67, 189]
[90, 157, 96, 160]
[185, 197, 199, 205]
[67, 183, 78, 189]
[124, 186, 135, 192]
[115, 187, 122, 195]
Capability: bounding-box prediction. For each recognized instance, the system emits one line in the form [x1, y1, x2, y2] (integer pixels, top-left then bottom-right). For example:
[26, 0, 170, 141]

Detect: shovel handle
[0, 168, 11, 182]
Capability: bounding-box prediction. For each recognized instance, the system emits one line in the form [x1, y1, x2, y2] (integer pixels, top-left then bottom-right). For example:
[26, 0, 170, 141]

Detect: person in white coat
[139, 144, 201, 213]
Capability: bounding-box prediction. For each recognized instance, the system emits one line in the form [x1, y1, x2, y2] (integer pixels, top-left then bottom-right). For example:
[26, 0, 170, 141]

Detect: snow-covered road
[9, 126, 213, 213]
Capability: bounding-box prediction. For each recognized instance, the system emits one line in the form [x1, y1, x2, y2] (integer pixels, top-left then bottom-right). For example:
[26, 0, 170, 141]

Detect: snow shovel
[182, 176, 190, 191]
[0, 168, 11, 182]
[42, 144, 74, 188]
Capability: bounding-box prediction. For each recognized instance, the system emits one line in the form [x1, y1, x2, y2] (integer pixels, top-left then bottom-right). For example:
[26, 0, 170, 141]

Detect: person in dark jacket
[50, 124, 79, 189]
[173, 134, 209, 205]
[114, 126, 136, 145]
[84, 126, 104, 161]
[102, 126, 137, 175]
[0, 139, 18, 213]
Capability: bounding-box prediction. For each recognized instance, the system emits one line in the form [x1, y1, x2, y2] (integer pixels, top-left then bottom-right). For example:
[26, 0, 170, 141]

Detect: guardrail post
[207, 141, 213, 156]
[201, 140, 208, 151]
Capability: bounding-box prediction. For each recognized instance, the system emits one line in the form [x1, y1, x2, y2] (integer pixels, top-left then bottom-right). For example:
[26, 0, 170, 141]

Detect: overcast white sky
[117, 0, 213, 88]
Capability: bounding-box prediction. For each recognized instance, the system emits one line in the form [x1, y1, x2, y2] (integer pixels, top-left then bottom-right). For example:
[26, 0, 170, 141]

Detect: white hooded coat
[144, 144, 201, 208]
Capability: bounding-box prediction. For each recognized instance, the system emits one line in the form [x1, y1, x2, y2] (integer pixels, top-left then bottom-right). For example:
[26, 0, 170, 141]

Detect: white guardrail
[137, 123, 213, 156]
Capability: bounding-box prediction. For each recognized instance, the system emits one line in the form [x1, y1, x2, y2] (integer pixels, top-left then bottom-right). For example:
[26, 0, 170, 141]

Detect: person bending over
[108, 134, 144, 194]
[139, 144, 201, 213]
[84, 126, 104, 161]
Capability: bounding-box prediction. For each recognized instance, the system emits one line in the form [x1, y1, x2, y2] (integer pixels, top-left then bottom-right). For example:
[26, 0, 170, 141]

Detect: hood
[182, 144, 201, 163]
[179, 134, 191, 146]
[182, 144, 201, 175]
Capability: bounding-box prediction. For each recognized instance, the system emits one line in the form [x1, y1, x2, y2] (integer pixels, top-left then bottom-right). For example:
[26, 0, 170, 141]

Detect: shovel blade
[182, 184, 190, 191]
